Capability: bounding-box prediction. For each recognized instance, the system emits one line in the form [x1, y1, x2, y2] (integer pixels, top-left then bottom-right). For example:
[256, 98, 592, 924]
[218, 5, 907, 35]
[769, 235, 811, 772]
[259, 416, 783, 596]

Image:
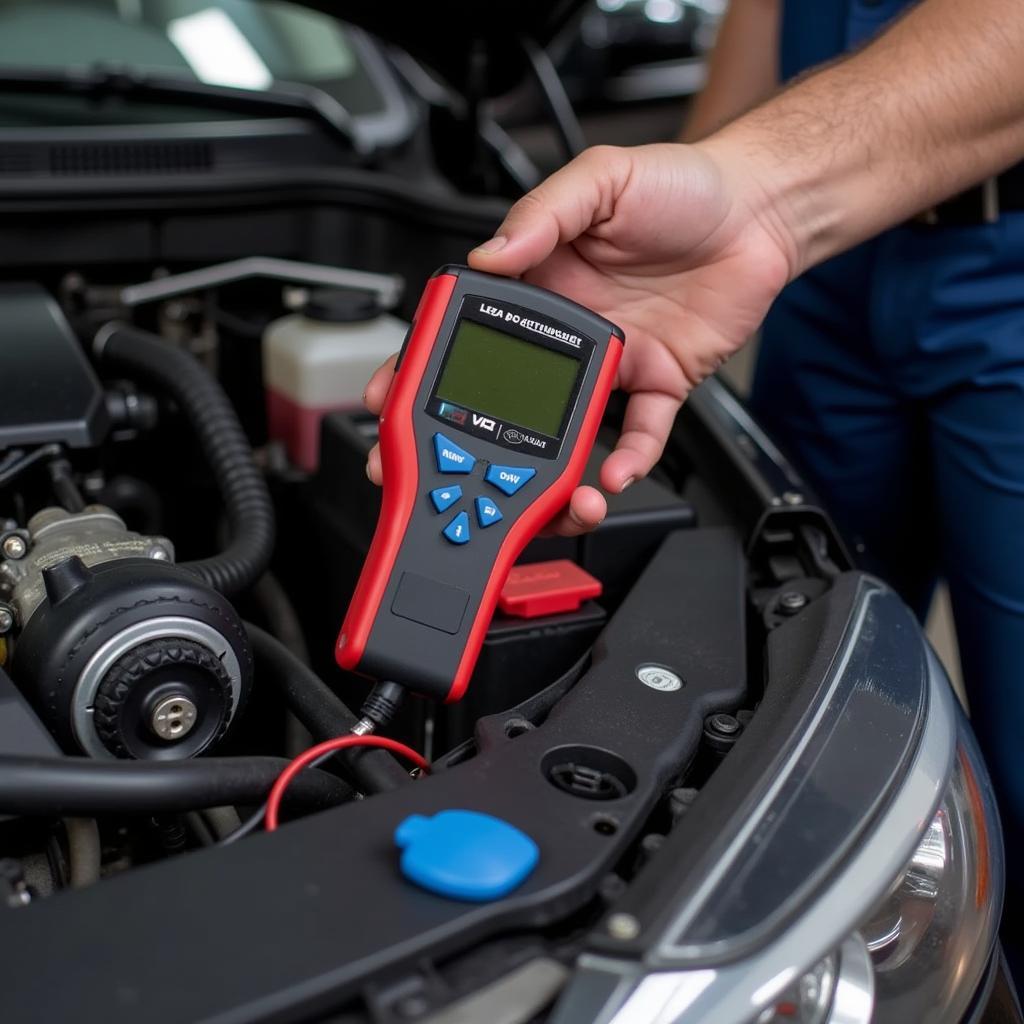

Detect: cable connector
[352, 680, 406, 735]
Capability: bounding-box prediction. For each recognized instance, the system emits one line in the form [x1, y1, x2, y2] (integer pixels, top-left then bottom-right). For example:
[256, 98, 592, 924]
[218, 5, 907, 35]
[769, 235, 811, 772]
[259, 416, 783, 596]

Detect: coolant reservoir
[263, 288, 408, 471]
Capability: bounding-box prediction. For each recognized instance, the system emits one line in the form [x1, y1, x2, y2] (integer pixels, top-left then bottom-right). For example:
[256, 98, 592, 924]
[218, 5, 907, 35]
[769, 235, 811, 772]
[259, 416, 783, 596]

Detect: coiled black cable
[0, 756, 349, 816]
[93, 323, 274, 595]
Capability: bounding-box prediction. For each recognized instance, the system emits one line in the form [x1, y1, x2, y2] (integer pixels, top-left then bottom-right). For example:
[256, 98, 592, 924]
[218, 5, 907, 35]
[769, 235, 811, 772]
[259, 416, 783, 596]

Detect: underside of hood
[297, 0, 588, 95]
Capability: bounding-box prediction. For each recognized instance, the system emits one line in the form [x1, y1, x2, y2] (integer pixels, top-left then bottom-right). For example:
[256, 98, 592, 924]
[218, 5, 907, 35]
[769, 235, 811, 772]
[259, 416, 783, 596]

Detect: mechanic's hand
[365, 142, 796, 536]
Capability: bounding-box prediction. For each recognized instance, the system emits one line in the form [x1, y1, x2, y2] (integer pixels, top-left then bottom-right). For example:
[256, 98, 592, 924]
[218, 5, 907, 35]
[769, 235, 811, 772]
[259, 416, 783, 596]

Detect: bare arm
[369, 0, 1024, 533]
[682, 0, 780, 142]
[706, 0, 1024, 274]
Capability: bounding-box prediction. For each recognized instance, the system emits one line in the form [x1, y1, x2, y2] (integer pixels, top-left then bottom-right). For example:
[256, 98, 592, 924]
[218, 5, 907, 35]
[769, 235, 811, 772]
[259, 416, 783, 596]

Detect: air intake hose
[94, 323, 274, 595]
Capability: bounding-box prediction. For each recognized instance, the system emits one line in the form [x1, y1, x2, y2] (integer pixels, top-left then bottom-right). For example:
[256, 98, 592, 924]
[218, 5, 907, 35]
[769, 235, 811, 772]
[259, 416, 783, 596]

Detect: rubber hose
[246, 622, 411, 794]
[250, 573, 310, 664]
[201, 806, 242, 840]
[93, 323, 275, 596]
[63, 817, 101, 887]
[248, 574, 314, 753]
[0, 756, 348, 816]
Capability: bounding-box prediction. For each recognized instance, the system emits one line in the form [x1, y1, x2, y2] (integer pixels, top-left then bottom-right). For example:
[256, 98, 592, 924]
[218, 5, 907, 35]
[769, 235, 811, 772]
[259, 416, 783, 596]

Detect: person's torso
[781, 0, 917, 80]
[776, 1, 1024, 393]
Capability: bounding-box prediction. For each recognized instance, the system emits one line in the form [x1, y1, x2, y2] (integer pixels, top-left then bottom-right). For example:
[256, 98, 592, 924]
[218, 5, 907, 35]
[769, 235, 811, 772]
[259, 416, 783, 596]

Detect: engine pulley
[10, 552, 250, 760]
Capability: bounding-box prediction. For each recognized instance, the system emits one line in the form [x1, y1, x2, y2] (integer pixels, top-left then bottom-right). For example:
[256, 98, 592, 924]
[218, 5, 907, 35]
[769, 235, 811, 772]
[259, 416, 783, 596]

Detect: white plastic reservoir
[263, 288, 408, 471]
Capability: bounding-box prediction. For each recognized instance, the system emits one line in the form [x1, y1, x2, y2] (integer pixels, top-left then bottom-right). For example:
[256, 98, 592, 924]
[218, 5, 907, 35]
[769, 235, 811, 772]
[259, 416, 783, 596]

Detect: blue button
[433, 433, 475, 474]
[443, 510, 470, 545]
[485, 464, 536, 496]
[395, 810, 539, 902]
[475, 496, 503, 528]
[429, 485, 462, 513]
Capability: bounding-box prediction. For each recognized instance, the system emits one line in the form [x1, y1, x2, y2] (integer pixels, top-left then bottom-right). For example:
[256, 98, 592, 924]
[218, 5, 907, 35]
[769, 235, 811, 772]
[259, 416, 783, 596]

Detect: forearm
[701, 0, 1024, 275]
[682, 0, 780, 142]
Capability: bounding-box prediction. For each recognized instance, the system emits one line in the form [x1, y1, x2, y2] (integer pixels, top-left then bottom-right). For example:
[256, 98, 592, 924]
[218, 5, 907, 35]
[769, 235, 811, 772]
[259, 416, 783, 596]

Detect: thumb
[468, 145, 631, 277]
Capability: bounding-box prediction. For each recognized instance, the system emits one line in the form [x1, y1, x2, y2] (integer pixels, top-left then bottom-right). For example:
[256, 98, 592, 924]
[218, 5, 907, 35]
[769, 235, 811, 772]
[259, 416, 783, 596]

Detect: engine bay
[0, 248, 856, 1022]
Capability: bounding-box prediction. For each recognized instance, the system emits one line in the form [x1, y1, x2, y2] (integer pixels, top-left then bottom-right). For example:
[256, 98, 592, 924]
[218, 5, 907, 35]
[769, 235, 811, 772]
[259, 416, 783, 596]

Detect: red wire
[264, 735, 430, 831]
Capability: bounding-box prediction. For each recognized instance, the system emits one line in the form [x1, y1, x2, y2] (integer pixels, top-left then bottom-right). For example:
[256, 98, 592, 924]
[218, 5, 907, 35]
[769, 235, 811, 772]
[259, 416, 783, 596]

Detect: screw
[598, 873, 628, 903]
[0, 607, 13, 634]
[782, 490, 804, 506]
[148, 695, 198, 741]
[2, 535, 26, 559]
[779, 591, 809, 615]
[147, 545, 170, 561]
[641, 833, 665, 860]
[708, 713, 741, 736]
[607, 913, 641, 941]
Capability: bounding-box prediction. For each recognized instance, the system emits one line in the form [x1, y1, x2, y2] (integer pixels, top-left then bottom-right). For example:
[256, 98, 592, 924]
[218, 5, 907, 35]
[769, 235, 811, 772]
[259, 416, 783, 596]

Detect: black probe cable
[218, 680, 410, 845]
[245, 624, 412, 795]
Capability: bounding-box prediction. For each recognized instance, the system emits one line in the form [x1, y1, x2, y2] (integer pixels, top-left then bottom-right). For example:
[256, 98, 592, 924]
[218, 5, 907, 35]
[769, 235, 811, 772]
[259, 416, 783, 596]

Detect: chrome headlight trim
[865, 694, 1004, 1023]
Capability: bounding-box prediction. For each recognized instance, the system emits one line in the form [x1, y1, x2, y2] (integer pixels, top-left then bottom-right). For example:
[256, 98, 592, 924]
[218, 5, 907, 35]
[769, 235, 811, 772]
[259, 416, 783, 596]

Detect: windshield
[0, 0, 387, 125]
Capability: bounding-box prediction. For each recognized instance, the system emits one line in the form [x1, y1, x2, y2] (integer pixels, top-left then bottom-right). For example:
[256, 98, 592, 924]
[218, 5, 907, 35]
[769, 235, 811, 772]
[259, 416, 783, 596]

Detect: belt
[913, 166, 1024, 226]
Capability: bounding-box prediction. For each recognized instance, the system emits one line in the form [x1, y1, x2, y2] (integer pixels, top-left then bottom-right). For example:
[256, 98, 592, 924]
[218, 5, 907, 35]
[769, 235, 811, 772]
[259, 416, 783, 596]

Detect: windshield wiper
[0, 64, 368, 156]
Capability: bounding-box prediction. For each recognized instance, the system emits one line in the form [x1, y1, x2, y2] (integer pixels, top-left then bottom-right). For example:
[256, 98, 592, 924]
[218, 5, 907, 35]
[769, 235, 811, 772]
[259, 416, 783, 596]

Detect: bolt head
[607, 913, 641, 941]
[709, 712, 741, 736]
[0, 608, 13, 634]
[779, 591, 809, 614]
[2, 536, 26, 559]
[148, 695, 198, 741]
[782, 490, 804, 506]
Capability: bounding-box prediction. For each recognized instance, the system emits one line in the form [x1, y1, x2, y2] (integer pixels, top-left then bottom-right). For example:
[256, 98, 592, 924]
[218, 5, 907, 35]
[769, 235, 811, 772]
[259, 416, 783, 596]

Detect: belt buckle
[982, 176, 1000, 223]
[916, 177, 1000, 226]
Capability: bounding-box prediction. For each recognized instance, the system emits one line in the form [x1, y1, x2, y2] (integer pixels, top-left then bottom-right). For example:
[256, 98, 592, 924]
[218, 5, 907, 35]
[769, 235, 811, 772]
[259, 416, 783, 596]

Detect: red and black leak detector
[336, 265, 624, 702]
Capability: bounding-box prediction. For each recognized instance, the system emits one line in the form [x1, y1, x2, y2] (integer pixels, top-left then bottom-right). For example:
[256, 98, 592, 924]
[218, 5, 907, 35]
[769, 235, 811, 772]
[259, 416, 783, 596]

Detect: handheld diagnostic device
[336, 265, 624, 702]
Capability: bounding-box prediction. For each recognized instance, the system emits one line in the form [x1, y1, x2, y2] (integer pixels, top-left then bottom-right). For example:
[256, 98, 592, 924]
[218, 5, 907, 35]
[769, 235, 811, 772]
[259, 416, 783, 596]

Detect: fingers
[363, 352, 399, 415]
[364, 354, 398, 485]
[469, 146, 631, 278]
[366, 442, 382, 486]
[542, 485, 607, 538]
[367, 390, 679, 512]
[599, 390, 682, 493]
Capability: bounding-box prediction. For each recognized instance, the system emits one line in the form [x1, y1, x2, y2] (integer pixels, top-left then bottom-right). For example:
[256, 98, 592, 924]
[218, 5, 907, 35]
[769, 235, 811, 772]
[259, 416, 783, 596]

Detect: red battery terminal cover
[498, 559, 602, 619]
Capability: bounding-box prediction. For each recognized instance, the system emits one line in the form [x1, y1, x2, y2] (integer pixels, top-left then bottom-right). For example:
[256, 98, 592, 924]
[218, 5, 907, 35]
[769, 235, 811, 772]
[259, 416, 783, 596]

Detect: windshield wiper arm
[0, 64, 368, 156]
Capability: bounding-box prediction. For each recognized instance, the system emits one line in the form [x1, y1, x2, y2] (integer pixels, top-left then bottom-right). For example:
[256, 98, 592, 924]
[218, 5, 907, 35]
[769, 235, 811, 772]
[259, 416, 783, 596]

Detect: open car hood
[296, 0, 589, 94]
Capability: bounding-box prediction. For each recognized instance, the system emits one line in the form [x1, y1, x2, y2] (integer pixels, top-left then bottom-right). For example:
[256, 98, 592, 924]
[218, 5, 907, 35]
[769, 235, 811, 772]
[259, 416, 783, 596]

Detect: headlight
[861, 721, 1001, 1022]
[750, 718, 1001, 1024]
[551, 582, 1004, 1024]
[752, 936, 871, 1024]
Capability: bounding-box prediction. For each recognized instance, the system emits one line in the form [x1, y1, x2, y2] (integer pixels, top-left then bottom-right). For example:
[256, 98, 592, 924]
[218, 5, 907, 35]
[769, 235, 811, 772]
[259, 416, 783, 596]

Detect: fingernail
[620, 476, 636, 493]
[365, 462, 373, 481]
[473, 235, 508, 255]
[568, 507, 584, 526]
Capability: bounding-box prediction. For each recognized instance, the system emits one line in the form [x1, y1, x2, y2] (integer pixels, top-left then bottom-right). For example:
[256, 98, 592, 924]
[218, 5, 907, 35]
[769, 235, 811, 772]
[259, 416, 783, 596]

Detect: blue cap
[395, 810, 539, 902]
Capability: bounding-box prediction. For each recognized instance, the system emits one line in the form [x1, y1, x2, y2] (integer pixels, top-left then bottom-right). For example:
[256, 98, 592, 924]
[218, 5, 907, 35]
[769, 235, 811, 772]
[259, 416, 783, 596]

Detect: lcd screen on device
[435, 319, 580, 437]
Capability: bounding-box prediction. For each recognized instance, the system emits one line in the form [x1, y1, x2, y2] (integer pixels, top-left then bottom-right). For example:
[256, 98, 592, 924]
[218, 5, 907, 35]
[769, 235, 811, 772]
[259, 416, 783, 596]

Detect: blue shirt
[781, 0, 916, 79]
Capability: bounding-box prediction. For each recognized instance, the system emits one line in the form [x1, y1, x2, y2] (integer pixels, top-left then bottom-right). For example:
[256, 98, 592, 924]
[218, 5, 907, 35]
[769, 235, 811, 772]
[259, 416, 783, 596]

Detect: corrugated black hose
[93, 322, 275, 596]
